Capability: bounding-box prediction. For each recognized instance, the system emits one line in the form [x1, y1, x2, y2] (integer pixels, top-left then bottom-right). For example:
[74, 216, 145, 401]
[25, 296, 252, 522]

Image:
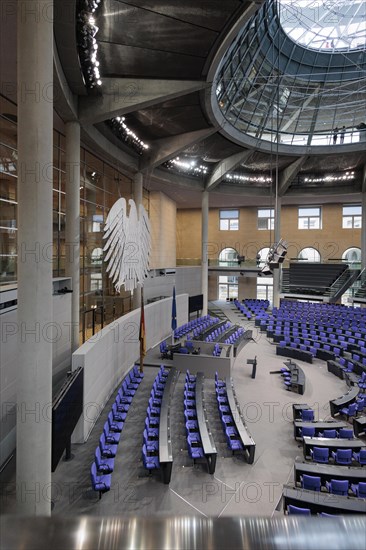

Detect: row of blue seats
[174, 316, 217, 339]
[204, 321, 231, 342]
[91, 365, 144, 498]
[223, 327, 245, 345]
[142, 366, 169, 472]
[298, 474, 365, 498]
[213, 343, 222, 357]
[184, 371, 205, 461]
[215, 373, 243, 452]
[309, 446, 366, 466]
[287, 505, 339, 516]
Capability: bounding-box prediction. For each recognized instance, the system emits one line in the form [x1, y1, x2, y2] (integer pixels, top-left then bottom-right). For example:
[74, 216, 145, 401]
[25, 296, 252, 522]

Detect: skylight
[278, 0, 366, 52]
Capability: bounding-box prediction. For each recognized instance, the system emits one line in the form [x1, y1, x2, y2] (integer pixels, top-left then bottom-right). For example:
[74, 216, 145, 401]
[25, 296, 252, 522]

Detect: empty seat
[142, 443, 160, 471]
[112, 402, 127, 421]
[90, 462, 111, 499]
[351, 482, 366, 498]
[340, 402, 357, 418]
[287, 505, 311, 516]
[103, 422, 121, 445]
[353, 449, 366, 465]
[99, 433, 118, 458]
[319, 429, 337, 438]
[325, 479, 349, 496]
[107, 411, 123, 433]
[310, 446, 329, 463]
[300, 426, 316, 438]
[300, 409, 315, 422]
[332, 448, 352, 465]
[301, 474, 321, 492]
[94, 446, 114, 474]
[338, 428, 354, 439]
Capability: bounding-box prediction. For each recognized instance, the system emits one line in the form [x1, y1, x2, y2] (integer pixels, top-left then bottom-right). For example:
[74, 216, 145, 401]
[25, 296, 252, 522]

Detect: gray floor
[1, 301, 351, 518]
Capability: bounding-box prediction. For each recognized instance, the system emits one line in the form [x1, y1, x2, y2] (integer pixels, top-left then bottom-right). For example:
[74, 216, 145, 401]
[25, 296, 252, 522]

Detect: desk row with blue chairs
[298, 474, 366, 498]
[174, 316, 218, 340]
[184, 371, 205, 462]
[142, 366, 170, 473]
[204, 321, 231, 342]
[91, 365, 144, 498]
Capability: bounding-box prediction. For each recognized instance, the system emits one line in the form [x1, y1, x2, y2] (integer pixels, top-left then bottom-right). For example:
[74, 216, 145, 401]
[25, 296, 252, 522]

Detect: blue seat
[300, 426, 315, 438]
[351, 482, 366, 498]
[145, 417, 159, 439]
[90, 462, 111, 499]
[117, 388, 132, 405]
[107, 411, 123, 432]
[353, 449, 366, 465]
[94, 446, 114, 474]
[325, 479, 349, 496]
[332, 448, 352, 465]
[319, 512, 338, 517]
[133, 364, 144, 379]
[122, 379, 135, 397]
[287, 504, 311, 515]
[185, 420, 199, 433]
[184, 408, 197, 422]
[99, 433, 118, 458]
[187, 433, 204, 460]
[126, 373, 139, 390]
[319, 429, 337, 438]
[338, 428, 354, 439]
[142, 443, 160, 471]
[340, 402, 357, 418]
[310, 446, 329, 463]
[103, 422, 121, 444]
[300, 409, 314, 422]
[112, 402, 127, 421]
[184, 399, 196, 410]
[301, 474, 321, 492]
[143, 429, 159, 450]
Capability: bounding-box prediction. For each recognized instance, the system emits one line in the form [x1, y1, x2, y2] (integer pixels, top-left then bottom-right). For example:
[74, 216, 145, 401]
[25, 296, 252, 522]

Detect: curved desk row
[195, 372, 217, 474]
[294, 458, 366, 485]
[302, 436, 366, 459]
[225, 377, 256, 464]
[159, 367, 178, 484]
[293, 420, 348, 439]
[329, 385, 361, 417]
[282, 485, 366, 515]
[276, 345, 313, 365]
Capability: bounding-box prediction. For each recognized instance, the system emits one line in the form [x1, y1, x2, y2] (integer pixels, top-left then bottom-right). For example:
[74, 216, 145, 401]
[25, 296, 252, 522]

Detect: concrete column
[16, 0, 53, 516]
[133, 172, 143, 309]
[272, 197, 282, 308]
[201, 191, 209, 315]
[65, 122, 80, 352]
[362, 191, 366, 270]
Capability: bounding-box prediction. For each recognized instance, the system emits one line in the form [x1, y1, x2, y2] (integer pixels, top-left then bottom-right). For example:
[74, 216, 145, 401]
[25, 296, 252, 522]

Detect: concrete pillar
[362, 191, 366, 270]
[201, 191, 209, 315]
[16, 0, 53, 516]
[65, 122, 81, 352]
[133, 172, 143, 309]
[272, 197, 282, 308]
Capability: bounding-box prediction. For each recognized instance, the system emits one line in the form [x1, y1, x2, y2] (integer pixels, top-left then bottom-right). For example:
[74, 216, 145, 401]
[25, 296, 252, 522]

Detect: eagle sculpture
[103, 198, 151, 292]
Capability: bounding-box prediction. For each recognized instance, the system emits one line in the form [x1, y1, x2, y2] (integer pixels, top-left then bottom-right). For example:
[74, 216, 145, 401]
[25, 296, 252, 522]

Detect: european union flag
[171, 286, 177, 331]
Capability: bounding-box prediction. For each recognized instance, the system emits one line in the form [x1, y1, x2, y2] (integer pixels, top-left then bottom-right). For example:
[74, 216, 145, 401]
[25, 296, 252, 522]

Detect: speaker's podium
[247, 356, 257, 379]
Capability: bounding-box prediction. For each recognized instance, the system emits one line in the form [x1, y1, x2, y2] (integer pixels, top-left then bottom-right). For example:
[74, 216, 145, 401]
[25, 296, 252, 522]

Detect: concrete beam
[79, 78, 210, 123]
[139, 127, 217, 173]
[278, 156, 307, 197]
[205, 150, 253, 191]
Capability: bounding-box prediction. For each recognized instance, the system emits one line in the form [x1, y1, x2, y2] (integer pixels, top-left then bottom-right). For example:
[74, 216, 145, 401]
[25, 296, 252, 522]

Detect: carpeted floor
[0, 300, 352, 518]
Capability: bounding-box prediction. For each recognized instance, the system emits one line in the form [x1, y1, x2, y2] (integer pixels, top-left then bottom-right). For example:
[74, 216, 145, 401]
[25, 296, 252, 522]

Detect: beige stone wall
[208, 275, 218, 301]
[149, 191, 176, 268]
[177, 204, 361, 262]
[239, 276, 257, 299]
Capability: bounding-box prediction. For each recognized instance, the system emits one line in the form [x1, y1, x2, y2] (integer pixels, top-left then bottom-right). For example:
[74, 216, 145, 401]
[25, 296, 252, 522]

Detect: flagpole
[139, 286, 145, 373]
[171, 286, 177, 346]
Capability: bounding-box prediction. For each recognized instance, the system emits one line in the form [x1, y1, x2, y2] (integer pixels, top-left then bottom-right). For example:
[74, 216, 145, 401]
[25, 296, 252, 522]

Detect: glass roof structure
[279, 0, 366, 53]
[213, 0, 366, 150]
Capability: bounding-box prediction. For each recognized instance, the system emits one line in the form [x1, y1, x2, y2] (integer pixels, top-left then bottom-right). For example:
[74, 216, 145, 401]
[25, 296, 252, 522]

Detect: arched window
[91, 247, 103, 265]
[219, 247, 238, 266]
[342, 247, 361, 264]
[298, 247, 321, 262]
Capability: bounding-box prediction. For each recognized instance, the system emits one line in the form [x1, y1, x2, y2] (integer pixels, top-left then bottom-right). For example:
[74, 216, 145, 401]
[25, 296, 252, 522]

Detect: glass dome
[213, 0, 366, 149]
[279, 0, 366, 53]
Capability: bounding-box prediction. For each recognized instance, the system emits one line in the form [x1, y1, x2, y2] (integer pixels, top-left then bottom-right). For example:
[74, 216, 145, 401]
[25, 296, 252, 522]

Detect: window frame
[257, 208, 274, 230]
[298, 206, 322, 230]
[342, 205, 361, 229]
[219, 209, 239, 231]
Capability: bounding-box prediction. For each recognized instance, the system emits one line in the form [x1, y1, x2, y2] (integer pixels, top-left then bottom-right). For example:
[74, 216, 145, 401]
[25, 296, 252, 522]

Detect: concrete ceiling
[52, 0, 366, 208]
